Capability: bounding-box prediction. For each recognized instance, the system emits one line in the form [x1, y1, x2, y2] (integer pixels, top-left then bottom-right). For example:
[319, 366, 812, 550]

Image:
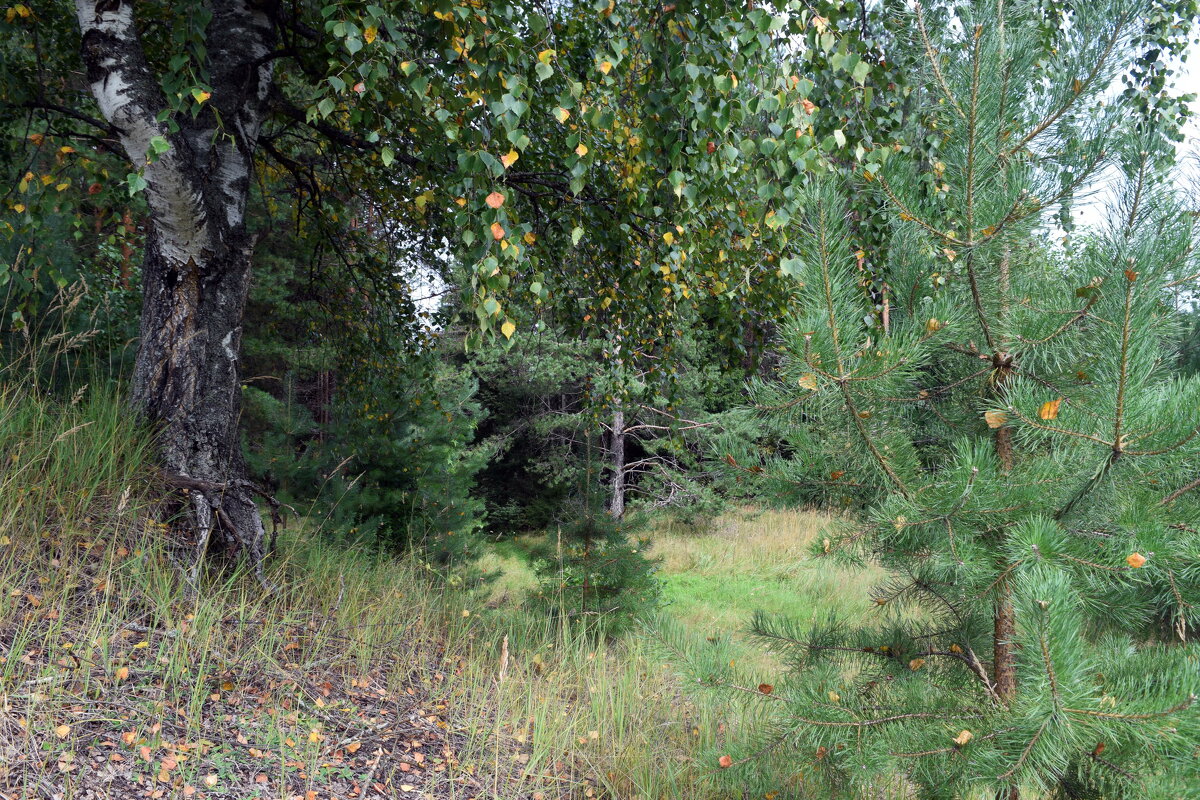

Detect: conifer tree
[722, 2, 1200, 797]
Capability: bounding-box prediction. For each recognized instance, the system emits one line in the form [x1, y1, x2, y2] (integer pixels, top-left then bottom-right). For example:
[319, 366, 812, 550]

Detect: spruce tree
[723, 2, 1200, 797]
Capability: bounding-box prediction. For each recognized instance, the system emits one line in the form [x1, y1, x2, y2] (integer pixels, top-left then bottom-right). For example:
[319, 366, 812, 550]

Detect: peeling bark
[75, 0, 277, 581]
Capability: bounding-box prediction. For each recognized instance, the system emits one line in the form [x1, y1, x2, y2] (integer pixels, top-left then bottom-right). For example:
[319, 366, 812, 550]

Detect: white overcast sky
[1072, 46, 1200, 230]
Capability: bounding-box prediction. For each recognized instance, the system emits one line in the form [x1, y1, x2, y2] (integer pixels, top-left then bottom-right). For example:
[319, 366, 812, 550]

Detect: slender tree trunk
[609, 403, 626, 519]
[76, 0, 276, 579]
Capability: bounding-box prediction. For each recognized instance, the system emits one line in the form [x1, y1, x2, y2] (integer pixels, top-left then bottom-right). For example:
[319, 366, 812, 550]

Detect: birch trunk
[76, 0, 276, 579]
[609, 404, 626, 519]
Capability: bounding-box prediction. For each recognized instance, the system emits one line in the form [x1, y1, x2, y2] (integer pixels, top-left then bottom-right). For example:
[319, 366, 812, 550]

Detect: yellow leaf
[308, 729, 321, 743]
[575, 143, 588, 157]
[984, 410, 1007, 429]
[599, 61, 612, 75]
[662, 231, 675, 245]
[908, 658, 925, 671]
[54, 724, 71, 739]
[194, 91, 211, 104]
[798, 373, 818, 391]
[56, 183, 69, 192]
[522, 232, 536, 245]
[953, 729, 973, 746]
[1038, 398, 1063, 421]
[925, 318, 942, 333]
[133, 641, 149, 649]
[59, 146, 74, 154]
[828, 691, 840, 702]
[455, 197, 467, 207]
[538, 49, 555, 64]
[363, 26, 377, 44]
[500, 149, 519, 168]
[1126, 552, 1147, 568]
[501, 320, 516, 339]
[12, 204, 24, 213]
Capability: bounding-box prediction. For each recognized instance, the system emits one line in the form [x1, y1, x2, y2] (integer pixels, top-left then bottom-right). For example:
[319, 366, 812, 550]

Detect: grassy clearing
[0, 375, 880, 799]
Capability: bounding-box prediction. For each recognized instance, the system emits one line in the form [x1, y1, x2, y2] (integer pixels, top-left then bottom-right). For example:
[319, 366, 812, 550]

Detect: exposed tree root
[160, 471, 284, 591]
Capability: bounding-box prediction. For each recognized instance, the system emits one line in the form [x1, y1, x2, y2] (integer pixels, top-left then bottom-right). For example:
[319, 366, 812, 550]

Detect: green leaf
[780, 256, 805, 278]
[535, 61, 553, 82]
[126, 173, 148, 197]
[381, 147, 395, 167]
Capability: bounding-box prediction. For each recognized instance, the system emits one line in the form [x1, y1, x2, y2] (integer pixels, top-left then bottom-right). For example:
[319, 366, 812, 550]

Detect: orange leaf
[908, 658, 926, 671]
[485, 191, 505, 209]
[984, 410, 1007, 429]
[758, 683, 773, 695]
[1126, 552, 1147, 568]
[953, 729, 973, 746]
[1124, 269, 1138, 282]
[1038, 398, 1063, 420]
[490, 222, 505, 240]
[718, 754, 733, 768]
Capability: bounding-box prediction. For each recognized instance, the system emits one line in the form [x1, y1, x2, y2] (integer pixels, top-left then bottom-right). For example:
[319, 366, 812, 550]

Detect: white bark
[75, 1, 211, 266]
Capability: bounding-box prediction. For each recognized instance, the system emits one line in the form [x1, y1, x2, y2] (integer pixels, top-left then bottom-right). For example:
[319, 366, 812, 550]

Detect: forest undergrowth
[0, 378, 870, 800]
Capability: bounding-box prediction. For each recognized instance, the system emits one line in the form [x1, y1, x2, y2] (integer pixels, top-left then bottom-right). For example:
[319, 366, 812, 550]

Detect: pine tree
[529, 437, 661, 633]
[725, 2, 1200, 797]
